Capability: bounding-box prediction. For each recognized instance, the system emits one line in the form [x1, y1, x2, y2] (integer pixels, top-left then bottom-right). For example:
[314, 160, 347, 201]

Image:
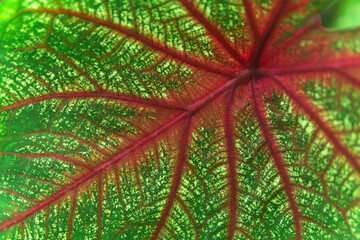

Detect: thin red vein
[0, 62, 54, 93]
[250, 0, 288, 67]
[0, 72, 251, 232]
[178, 0, 249, 67]
[259, 57, 360, 76]
[151, 117, 191, 240]
[16, 174, 62, 188]
[45, 48, 103, 91]
[175, 196, 198, 239]
[0, 92, 184, 114]
[272, 66, 360, 91]
[67, 191, 77, 240]
[132, 154, 144, 204]
[287, 0, 314, 12]
[0, 152, 91, 170]
[270, 76, 360, 173]
[242, 0, 260, 39]
[0, 188, 38, 204]
[21, 9, 233, 77]
[21, 222, 24, 240]
[250, 80, 301, 240]
[0, 111, 188, 232]
[263, 15, 320, 63]
[97, 175, 103, 240]
[333, 70, 360, 90]
[45, 208, 50, 240]
[224, 88, 238, 240]
[186, 70, 252, 113]
[21, 131, 111, 158]
[112, 165, 128, 221]
[0, 85, 19, 103]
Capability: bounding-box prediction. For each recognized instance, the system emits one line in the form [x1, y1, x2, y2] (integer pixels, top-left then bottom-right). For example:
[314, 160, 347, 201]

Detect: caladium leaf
[0, 0, 359, 239]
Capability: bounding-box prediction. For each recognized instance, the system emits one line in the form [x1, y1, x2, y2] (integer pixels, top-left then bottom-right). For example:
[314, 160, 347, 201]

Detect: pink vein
[45, 48, 103, 92]
[0, 92, 184, 114]
[0, 71, 251, 232]
[287, 0, 315, 13]
[0, 188, 39, 204]
[0, 112, 188, 232]
[150, 117, 191, 239]
[97, 175, 103, 240]
[0, 152, 91, 170]
[0, 62, 54, 93]
[67, 191, 77, 240]
[21, 9, 233, 77]
[333, 70, 360, 90]
[263, 15, 320, 63]
[270, 76, 360, 173]
[178, 0, 249, 68]
[259, 57, 360, 76]
[242, 0, 260, 39]
[224, 88, 238, 240]
[250, 0, 288, 67]
[20, 131, 111, 158]
[250, 80, 301, 240]
[132, 154, 144, 204]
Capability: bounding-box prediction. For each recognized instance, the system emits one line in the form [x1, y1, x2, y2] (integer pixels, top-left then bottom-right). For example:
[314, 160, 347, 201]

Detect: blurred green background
[322, 0, 360, 30]
[0, 0, 360, 31]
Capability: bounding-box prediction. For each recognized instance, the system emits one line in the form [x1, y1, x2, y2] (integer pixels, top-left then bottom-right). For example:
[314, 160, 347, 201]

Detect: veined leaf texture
[0, 0, 359, 239]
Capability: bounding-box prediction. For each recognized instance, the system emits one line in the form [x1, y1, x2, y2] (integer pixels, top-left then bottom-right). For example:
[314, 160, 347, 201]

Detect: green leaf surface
[0, 0, 359, 239]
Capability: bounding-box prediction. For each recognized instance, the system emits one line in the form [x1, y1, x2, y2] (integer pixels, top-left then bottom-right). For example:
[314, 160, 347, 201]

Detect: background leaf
[321, 0, 360, 31]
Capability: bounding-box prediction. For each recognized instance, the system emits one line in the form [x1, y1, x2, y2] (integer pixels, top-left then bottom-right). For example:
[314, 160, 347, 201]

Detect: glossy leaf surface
[0, 0, 359, 239]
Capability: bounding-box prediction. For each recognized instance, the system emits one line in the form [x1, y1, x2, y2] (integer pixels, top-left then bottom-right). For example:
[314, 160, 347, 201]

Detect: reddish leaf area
[0, 0, 359, 239]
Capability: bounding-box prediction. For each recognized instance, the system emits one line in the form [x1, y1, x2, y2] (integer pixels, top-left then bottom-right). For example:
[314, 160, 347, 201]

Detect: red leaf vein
[250, 79, 302, 240]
